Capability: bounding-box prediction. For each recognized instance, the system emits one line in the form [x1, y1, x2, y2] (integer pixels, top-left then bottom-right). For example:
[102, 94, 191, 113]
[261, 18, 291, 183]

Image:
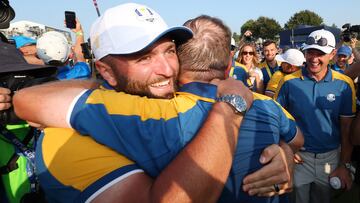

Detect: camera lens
[0, 1, 15, 29]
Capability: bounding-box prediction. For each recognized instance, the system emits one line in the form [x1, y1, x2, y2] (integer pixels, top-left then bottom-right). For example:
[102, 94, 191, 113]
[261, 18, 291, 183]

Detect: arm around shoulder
[13, 79, 99, 128]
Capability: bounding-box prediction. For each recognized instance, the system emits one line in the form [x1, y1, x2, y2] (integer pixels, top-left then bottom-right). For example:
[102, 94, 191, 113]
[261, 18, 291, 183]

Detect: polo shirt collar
[301, 65, 333, 82]
[178, 82, 217, 100]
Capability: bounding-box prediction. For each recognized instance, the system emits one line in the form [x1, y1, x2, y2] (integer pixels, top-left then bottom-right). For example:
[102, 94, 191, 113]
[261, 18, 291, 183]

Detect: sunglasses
[242, 51, 254, 56]
[306, 36, 334, 48]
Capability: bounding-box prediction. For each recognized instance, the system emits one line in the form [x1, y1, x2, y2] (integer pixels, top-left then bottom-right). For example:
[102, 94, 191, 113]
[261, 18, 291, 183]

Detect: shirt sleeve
[230, 67, 249, 86]
[275, 102, 297, 143]
[340, 80, 356, 116]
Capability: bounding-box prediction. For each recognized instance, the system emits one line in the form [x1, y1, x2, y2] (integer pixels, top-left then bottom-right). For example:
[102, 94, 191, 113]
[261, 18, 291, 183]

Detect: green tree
[253, 17, 282, 40]
[240, 17, 281, 40]
[232, 32, 241, 42]
[240, 20, 255, 35]
[285, 10, 323, 29]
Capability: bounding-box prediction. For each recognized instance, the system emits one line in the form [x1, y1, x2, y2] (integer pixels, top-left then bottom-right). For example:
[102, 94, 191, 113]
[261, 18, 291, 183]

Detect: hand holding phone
[65, 11, 76, 29]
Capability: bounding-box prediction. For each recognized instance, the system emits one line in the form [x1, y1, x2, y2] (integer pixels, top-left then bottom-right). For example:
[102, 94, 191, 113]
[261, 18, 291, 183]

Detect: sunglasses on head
[242, 51, 254, 56]
[306, 36, 334, 48]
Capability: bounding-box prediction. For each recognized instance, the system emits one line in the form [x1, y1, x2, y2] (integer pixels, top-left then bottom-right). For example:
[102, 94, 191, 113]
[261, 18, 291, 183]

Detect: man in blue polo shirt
[274, 29, 356, 203]
[331, 45, 352, 74]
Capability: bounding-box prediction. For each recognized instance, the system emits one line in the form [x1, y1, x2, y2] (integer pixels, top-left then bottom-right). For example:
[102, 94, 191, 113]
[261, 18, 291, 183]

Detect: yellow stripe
[331, 70, 357, 113]
[86, 90, 214, 121]
[42, 128, 134, 190]
[229, 67, 235, 77]
[266, 71, 285, 92]
[265, 66, 272, 78]
[273, 70, 302, 100]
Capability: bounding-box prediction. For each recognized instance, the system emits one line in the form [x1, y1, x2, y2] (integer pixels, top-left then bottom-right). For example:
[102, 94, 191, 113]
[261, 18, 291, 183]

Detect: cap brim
[133, 26, 193, 54]
[337, 51, 351, 57]
[275, 54, 286, 63]
[303, 44, 333, 54]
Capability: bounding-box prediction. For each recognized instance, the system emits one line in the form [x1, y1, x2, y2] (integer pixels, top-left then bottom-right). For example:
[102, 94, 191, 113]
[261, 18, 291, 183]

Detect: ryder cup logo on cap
[90, 3, 193, 60]
[303, 29, 336, 54]
[275, 49, 305, 66]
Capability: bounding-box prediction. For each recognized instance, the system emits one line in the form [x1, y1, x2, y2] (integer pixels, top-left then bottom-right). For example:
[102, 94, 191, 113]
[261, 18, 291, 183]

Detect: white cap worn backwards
[275, 49, 305, 66]
[90, 3, 193, 60]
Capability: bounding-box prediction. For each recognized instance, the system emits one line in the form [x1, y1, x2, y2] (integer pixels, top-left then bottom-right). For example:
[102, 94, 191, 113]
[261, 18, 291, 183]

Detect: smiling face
[241, 45, 255, 66]
[263, 42, 277, 62]
[305, 48, 335, 80]
[98, 38, 179, 99]
[336, 54, 349, 68]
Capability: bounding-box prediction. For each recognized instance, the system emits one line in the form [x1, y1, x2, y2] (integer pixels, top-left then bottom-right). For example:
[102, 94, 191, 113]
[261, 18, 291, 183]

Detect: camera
[341, 23, 360, 42]
[0, 70, 57, 125]
[0, 0, 15, 29]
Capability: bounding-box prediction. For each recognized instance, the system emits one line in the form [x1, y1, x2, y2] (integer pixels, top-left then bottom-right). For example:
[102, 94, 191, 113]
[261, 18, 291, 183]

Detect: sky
[9, 0, 360, 39]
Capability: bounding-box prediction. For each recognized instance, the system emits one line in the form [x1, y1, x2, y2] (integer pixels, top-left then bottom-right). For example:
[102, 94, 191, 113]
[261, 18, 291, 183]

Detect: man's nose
[154, 55, 175, 77]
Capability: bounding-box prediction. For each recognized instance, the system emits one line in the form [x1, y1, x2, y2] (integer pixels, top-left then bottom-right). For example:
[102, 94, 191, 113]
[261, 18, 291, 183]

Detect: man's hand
[244, 30, 252, 38]
[0, 87, 11, 111]
[242, 144, 294, 197]
[215, 78, 253, 110]
[330, 166, 353, 190]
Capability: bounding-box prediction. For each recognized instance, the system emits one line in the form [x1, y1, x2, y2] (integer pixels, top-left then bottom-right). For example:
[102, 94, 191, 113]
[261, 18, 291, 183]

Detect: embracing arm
[351, 111, 360, 145]
[13, 79, 100, 127]
[95, 80, 253, 203]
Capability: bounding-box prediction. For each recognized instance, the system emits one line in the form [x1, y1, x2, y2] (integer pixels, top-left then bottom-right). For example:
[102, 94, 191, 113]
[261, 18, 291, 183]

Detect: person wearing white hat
[14, 3, 251, 203]
[36, 31, 91, 80]
[265, 48, 305, 97]
[14, 3, 296, 203]
[274, 29, 356, 203]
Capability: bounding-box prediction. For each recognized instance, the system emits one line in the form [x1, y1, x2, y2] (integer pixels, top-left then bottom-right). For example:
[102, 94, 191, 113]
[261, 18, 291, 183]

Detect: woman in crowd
[235, 42, 264, 93]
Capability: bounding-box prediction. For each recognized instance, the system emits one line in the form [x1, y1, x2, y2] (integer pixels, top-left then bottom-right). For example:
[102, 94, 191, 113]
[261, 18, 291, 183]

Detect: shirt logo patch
[326, 93, 336, 102]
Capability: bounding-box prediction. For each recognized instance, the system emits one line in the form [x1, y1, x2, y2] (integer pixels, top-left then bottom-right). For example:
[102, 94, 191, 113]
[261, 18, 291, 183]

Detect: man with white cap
[14, 3, 295, 202]
[265, 48, 305, 97]
[14, 3, 250, 202]
[36, 31, 91, 80]
[274, 29, 356, 203]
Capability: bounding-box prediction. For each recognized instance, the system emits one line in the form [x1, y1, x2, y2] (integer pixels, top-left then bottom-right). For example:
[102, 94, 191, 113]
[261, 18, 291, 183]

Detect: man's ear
[329, 49, 337, 60]
[95, 60, 118, 87]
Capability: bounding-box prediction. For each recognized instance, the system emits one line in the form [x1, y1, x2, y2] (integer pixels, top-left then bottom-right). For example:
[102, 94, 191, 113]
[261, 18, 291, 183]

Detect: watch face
[233, 95, 247, 113]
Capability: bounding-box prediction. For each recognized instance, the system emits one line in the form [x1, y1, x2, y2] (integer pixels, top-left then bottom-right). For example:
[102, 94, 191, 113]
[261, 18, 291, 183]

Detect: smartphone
[65, 11, 76, 29]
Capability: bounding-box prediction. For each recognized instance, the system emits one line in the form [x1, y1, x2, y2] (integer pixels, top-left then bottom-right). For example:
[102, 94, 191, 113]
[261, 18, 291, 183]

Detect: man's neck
[307, 66, 329, 82]
[267, 60, 277, 68]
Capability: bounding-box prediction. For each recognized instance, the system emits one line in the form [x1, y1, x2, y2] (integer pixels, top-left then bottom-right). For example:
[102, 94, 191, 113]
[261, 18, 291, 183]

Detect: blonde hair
[236, 42, 259, 67]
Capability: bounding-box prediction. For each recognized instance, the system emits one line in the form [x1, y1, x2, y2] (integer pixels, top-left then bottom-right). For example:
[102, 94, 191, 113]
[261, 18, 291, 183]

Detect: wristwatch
[216, 94, 247, 115]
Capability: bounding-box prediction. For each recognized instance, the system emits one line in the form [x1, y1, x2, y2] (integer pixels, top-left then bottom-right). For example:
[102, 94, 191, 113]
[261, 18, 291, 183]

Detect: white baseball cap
[36, 31, 70, 64]
[90, 3, 193, 60]
[302, 29, 335, 54]
[275, 49, 305, 66]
